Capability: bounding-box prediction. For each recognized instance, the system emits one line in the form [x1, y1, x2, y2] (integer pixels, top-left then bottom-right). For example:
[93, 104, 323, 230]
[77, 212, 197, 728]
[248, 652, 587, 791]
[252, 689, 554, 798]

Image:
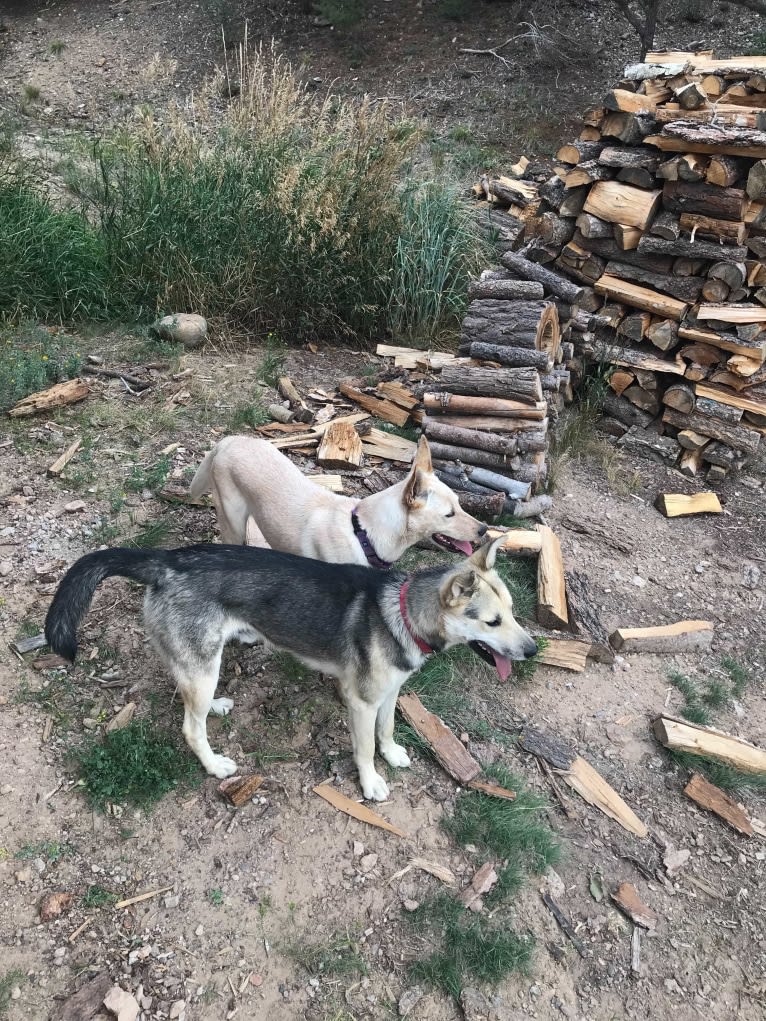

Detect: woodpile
[474, 50, 766, 482]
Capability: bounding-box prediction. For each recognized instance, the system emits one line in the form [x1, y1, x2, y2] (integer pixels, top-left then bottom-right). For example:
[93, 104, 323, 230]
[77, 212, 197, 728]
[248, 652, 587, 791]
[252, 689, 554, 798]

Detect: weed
[409, 894, 532, 1000]
[90, 518, 122, 546]
[0, 324, 82, 413]
[127, 518, 173, 549]
[315, 0, 365, 30]
[0, 971, 24, 1013]
[229, 391, 270, 430]
[125, 455, 170, 494]
[721, 656, 750, 698]
[668, 670, 710, 727]
[81, 884, 118, 908]
[15, 840, 73, 862]
[49, 40, 66, 56]
[16, 617, 41, 640]
[373, 418, 419, 443]
[22, 84, 41, 101]
[257, 334, 287, 387]
[273, 651, 311, 684]
[75, 719, 201, 810]
[448, 126, 473, 143]
[288, 930, 367, 977]
[208, 888, 224, 906]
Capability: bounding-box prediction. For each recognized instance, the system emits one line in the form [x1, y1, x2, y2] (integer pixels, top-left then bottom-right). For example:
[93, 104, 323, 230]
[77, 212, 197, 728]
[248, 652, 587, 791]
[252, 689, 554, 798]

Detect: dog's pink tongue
[492, 651, 512, 682]
[455, 539, 473, 556]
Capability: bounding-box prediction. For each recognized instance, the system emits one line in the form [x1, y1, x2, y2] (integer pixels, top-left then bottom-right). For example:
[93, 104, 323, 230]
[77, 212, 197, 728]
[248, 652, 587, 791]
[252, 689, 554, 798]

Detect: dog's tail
[189, 446, 216, 500]
[45, 548, 168, 662]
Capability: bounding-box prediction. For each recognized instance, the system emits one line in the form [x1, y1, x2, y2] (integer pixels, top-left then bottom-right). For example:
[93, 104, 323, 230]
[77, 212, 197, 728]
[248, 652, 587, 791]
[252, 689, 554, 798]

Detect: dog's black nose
[524, 639, 538, 659]
[478, 524, 488, 536]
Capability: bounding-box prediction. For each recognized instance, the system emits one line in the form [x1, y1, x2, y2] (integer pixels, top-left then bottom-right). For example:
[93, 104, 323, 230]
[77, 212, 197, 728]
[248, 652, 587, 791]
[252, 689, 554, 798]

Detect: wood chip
[563, 756, 648, 838]
[48, 437, 82, 477]
[465, 779, 517, 800]
[684, 772, 754, 836]
[218, 774, 266, 807]
[105, 702, 136, 733]
[397, 691, 481, 785]
[114, 885, 174, 910]
[611, 882, 658, 930]
[610, 620, 714, 654]
[459, 861, 498, 911]
[313, 784, 408, 838]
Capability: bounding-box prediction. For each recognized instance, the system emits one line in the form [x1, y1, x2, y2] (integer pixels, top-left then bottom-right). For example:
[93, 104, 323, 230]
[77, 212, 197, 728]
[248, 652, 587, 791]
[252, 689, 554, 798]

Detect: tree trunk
[462, 299, 559, 354]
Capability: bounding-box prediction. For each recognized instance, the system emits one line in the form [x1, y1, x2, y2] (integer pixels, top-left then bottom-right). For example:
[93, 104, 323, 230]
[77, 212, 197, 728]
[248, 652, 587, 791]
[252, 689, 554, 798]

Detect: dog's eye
[487, 615, 502, 627]
[445, 510, 455, 518]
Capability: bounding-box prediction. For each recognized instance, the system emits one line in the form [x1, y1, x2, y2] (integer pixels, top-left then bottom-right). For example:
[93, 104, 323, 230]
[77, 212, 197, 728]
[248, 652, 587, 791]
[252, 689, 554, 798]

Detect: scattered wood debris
[684, 772, 754, 836]
[8, 379, 89, 417]
[654, 715, 766, 773]
[397, 692, 481, 785]
[40, 891, 73, 922]
[611, 882, 658, 930]
[610, 619, 714, 653]
[114, 886, 175, 910]
[541, 893, 588, 958]
[537, 525, 569, 629]
[9, 632, 48, 656]
[57, 972, 114, 1021]
[389, 857, 456, 886]
[654, 491, 723, 516]
[563, 757, 649, 838]
[459, 862, 499, 912]
[465, 779, 517, 801]
[313, 783, 408, 838]
[48, 437, 82, 476]
[218, 774, 265, 807]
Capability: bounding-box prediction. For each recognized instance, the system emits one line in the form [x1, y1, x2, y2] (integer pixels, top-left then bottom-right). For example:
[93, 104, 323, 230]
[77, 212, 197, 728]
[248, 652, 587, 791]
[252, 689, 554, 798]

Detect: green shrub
[0, 323, 82, 411]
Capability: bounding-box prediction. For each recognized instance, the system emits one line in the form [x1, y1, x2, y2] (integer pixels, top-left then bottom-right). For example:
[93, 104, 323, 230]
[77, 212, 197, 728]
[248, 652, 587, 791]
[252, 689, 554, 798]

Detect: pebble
[195, 924, 204, 936]
[164, 894, 180, 909]
[249, 974, 263, 987]
[631, 575, 647, 588]
[352, 841, 364, 857]
[169, 1001, 186, 1019]
[10, 988, 21, 1001]
[0, 561, 11, 577]
[64, 500, 86, 513]
[402, 899, 419, 912]
[15, 868, 32, 883]
[359, 853, 378, 873]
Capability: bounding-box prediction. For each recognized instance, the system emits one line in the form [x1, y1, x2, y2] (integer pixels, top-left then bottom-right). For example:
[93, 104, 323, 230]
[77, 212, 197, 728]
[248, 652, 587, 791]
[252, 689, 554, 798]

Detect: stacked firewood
[477, 50, 766, 481]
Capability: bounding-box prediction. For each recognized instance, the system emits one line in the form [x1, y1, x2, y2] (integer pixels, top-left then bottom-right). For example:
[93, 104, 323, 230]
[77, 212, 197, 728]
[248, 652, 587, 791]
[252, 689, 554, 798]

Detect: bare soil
[1, 4, 766, 1020]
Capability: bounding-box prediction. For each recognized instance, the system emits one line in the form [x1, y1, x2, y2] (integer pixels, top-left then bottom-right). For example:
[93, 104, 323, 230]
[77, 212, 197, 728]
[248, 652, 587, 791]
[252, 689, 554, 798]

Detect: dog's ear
[440, 567, 479, 607]
[413, 435, 433, 474]
[468, 534, 506, 572]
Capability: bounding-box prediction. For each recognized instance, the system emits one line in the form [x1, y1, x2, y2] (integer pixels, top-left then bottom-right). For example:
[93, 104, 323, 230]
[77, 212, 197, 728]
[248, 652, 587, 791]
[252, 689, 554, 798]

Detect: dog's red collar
[399, 579, 434, 656]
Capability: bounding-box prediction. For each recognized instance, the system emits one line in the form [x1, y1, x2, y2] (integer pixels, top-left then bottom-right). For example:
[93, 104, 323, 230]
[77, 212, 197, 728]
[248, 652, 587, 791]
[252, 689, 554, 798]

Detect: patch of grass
[448, 125, 473, 143]
[288, 930, 367, 978]
[81, 884, 118, 908]
[49, 40, 66, 56]
[75, 719, 201, 811]
[670, 750, 766, 794]
[272, 651, 311, 685]
[721, 655, 750, 698]
[315, 0, 365, 29]
[668, 670, 711, 727]
[749, 30, 766, 56]
[125, 455, 170, 494]
[127, 518, 173, 548]
[230, 391, 270, 430]
[0, 970, 24, 1014]
[409, 894, 532, 1000]
[90, 518, 123, 546]
[373, 418, 419, 442]
[493, 555, 537, 622]
[15, 840, 73, 862]
[257, 334, 287, 387]
[208, 888, 224, 906]
[22, 84, 41, 101]
[16, 617, 41, 640]
[0, 323, 82, 413]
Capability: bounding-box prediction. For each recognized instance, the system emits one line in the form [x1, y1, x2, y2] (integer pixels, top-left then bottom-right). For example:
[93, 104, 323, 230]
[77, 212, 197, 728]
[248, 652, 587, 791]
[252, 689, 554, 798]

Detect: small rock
[64, 500, 86, 513]
[352, 841, 364, 858]
[359, 853, 378, 874]
[249, 974, 263, 987]
[106, 702, 136, 733]
[10, 987, 20, 1001]
[34, 857, 46, 874]
[169, 1001, 186, 1019]
[664, 977, 684, 996]
[402, 899, 419, 912]
[15, 868, 32, 883]
[103, 985, 140, 1021]
[664, 848, 691, 876]
[0, 561, 11, 577]
[164, 893, 180, 909]
[631, 575, 647, 588]
[460, 987, 494, 1020]
[0, 784, 12, 795]
[150, 313, 208, 350]
[743, 563, 761, 589]
[398, 985, 424, 1017]
[195, 924, 204, 936]
[541, 867, 565, 900]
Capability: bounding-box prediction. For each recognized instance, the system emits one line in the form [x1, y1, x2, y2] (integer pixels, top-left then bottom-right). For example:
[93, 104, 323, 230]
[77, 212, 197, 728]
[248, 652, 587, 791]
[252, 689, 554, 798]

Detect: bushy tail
[45, 548, 169, 662]
[189, 447, 216, 500]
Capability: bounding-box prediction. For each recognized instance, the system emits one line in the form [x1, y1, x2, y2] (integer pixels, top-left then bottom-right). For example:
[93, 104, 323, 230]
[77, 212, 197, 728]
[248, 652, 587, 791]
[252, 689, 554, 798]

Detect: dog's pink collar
[399, 579, 434, 656]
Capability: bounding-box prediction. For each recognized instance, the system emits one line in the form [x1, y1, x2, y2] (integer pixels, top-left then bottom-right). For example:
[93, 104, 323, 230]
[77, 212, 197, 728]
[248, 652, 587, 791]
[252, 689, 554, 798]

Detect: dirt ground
[1, 2, 766, 1020]
[1, 337, 765, 1021]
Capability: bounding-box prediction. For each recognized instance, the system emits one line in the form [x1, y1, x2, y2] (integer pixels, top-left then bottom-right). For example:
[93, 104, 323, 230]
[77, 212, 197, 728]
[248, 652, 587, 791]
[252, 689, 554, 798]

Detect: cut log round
[746, 159, 766, 200]
[650, 210, 681, 240]
[646, 318, 679, 351]
[467, 279, 544, 301]
[452, 488, 507, 521]
[706, 155, 747, 187]
[531, 210, 577, 248]
[677, 153, 709, 183]
[661, 179, 747, 221]
[435, 366, 543, 402]
[617, 312, 651, 342]
[583, 181, 661, 229]
[555, 242, 606, 284]
[601, 111, 658, 145]
[709, 261, 748, 289]
[500, 251, 584, 303]
[701, 279, 731, 302]
[469, 342, 553, 370]
[462, 299, 559, 354]
[662, 383, 696, 413]
[556, 139, 605, 164]
[576, 213, 614, 239]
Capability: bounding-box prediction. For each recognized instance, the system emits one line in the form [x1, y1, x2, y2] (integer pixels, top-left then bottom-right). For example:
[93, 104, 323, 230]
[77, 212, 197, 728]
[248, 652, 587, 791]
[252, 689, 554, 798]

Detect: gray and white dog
[45, 537, 536, 801]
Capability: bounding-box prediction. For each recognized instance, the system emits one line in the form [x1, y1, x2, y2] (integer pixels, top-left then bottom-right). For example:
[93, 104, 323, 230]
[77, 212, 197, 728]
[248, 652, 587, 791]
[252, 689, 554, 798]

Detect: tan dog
[190, 434, 486, 566]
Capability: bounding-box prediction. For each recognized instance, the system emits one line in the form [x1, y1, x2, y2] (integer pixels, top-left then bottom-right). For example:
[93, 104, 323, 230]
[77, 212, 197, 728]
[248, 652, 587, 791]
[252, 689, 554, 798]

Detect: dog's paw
[207, 754, 238, 779]
[380, 742, 411, 769]
[360, 772, 390, 802]
[210, 697, 234, 716]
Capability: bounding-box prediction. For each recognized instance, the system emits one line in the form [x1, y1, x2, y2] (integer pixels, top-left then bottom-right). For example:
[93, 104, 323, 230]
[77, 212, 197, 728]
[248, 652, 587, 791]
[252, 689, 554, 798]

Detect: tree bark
[436, 365, 543, 402]
[598, 145, 662, 171]
[604, 259, 704, 302]
[428, 441, 522, 471]
[556, 140, 605, 164]
[425, 417, 520, 455]
[467, 279, 544, 301]
[500, 251, 584, 302]
[462, 299, 559, 353]
[662, 179, 747, 221]
[601, 391, 654, 428]
[647, 121, 766, 158]
[638, 233, 748, 263]
[539, 174, 567, 211]
[574, 231, 674, 272]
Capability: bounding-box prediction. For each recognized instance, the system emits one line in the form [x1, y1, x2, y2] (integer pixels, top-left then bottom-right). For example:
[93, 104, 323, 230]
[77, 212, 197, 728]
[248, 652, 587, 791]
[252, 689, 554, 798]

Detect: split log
[646, 318, 678, 351]
[594, 274, 688, 319]
[678, 153, 710, 183]
[678, 324, 765, 359]
[603, 260, 703, 303]
[622, 387, 660, 415]
[537, 525, 568, 630]
[679, 445, 706, 476]
[430, 414, 546, 435]
[654, 492, 722, 517]
[422, 393, 546, 420]
[601, 111, 658, 146]
[614, 224, 643, 250]
[556, 139, 605, 164]
[696, 396, 743, 422]
[677, 428, 710, 450]
[684, 773, 754, 837]
[706, 155, 747, 187]
[702, 441, 743, 469]
[277, 377, 313, 423]
[611, 883, 658, 930]
[609, 369, 635, 396]
[500, 251, 584, 303]
[675, 81, 706, 110]
[467, 279, 544, 301]
[8, 379, 90, 418]
[662, 383, 695, 413]
[574, 232, 674, 272]
[679, 213, 746, 245]
[618, 425, 677, 461]
[531, 211, 577, 248]
[698, 303, 766, 325]
[604, 88, 656, 113]
[559, 185, 590, 217]
[48, 438, 82, 477]
[565, 162, 613, 188]
[662, 179, 747, 221]
[617, 312, 651, 342]
[617, 166, 657, 189]
[653, 715, 766, 775]
[601, 392, 655, 430]
[650, 210, 681, 240]
[583, 181, 661, 229]
[638, 233, 748, 263]
[316, 421, 364, 469]
[746, 159, 766, 200]
[564, 757, 648, 837]
[483, 175, 537, 207]
[397, 692, 481, 784]
[610, 620, 714, 653]
[595, 340, 686, 376]
[436, 366, 543, 402]
[539, 174, 567, 210]
[469, 342, 552, 370]
[576, 213, 613, 239]
[555, 242, 606, 284]
[493, 528, 544, 555]
[423, 418, 519, 456]
[337, 384, 409, 428]
[219, 774, 265, 807]
[535, 638, 592, 672]
[598, 145, 661, 171]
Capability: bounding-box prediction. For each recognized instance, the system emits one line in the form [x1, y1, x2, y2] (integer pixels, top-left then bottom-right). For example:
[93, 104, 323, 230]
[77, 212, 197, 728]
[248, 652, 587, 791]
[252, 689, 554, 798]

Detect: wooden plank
[47, 437, 82, 477]
[684, 772, 754, 836]
[653, 715, 766, 775]
[610, 620, 714, 653]
[695, 382, 766, 417]
[397, 691, 482, 785]
[376, 381, 418, 410]
[537, 525, 568, 629]
[563, 756, 649, 837]
[654, 492, 722, 517]
[313, 783, 408, 837]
